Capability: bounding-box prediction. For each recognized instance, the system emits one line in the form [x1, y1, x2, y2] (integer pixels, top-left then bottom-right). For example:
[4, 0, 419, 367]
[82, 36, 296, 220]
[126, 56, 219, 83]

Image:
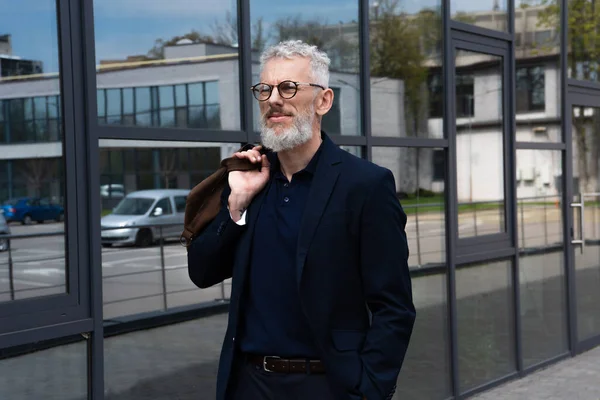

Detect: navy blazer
[188, 134, 416, 400]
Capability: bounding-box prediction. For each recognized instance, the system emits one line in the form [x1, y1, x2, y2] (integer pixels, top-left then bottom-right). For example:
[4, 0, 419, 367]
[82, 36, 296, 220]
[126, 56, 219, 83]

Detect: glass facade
[0, 0, 68, 304]
[1, 0, 599, 399]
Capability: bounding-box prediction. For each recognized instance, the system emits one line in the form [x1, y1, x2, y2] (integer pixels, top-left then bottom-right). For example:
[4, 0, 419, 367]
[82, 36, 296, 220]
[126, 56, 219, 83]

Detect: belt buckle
[263, 356, 280, 372]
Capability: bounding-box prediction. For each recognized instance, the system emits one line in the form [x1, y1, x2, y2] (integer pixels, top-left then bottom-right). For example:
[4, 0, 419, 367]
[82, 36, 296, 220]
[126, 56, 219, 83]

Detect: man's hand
[228, 145, 270, 221]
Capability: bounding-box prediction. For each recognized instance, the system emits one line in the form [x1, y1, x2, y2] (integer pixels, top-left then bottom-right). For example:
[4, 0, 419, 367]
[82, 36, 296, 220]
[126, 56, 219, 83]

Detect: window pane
[456, 50, 505, 238]
[97, 89, 106, 117]
[369, 0, 443, 138]
[106, 88, 121, 124]
[567, 0, 600, 82]
[135, 87, 151, 113]
[0, 339, 88, 399]
[372, 147, 451, 399]
[457, 259, 515, 392]
[104, 315, 224, 398]
[517, 150, 567, 367]
[188, 83, 204, 105]
[159, 85, 174, 109]
[0, 1, 68, 303]
[122, 87, 134, 114]
[250, 0, 360, 136]
[93, 0, 240, 130]
[451, 0, 508, 31]
[98, 140, 239, 318]
[515, 0, 561, 143]
[175, 84, 187, 107]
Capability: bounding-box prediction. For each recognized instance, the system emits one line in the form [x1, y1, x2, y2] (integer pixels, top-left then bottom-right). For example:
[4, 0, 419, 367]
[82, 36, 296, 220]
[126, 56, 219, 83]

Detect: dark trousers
[229, 357, 337, 400]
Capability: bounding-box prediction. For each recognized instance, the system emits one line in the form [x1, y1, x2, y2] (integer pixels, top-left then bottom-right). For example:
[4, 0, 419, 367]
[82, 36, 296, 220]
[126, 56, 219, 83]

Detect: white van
[100, 189, 189, 247]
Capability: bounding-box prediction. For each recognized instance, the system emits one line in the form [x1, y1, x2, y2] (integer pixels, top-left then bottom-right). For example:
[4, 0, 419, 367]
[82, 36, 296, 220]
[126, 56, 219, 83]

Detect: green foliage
[370, 0, 441, 135]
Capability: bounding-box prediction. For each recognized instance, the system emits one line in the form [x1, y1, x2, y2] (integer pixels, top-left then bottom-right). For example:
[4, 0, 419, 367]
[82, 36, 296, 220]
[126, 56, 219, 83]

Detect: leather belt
[246, 354, 326, 374]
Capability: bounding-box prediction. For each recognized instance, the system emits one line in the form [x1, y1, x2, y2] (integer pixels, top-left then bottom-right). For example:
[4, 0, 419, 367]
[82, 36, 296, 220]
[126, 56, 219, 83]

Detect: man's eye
[280, 83, 296, 92]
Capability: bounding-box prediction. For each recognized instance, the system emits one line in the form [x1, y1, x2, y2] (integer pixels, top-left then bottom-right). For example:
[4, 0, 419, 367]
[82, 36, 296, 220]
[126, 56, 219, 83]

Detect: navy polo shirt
[239, 146, 322, 358]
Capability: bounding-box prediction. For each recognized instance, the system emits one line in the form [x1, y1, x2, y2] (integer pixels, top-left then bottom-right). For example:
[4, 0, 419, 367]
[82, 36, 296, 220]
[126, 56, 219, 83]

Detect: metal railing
[0, 224, 230, 310]
[0, 195, 595, 314]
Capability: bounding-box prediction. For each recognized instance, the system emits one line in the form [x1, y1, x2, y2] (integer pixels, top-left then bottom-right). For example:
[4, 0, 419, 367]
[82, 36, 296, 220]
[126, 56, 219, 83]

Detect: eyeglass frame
[250, 80, 326, 101]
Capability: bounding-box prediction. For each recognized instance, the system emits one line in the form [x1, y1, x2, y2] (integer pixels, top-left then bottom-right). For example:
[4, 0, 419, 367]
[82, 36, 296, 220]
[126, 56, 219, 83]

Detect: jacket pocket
[331, 330, 366, 352]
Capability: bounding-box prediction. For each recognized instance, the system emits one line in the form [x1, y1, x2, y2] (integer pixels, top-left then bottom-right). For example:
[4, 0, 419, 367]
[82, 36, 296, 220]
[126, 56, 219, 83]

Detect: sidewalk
[472, 346, 600, 400]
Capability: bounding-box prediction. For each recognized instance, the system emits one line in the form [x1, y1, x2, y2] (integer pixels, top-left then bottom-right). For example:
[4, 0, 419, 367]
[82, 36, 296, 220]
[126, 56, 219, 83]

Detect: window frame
[0, 0, 92, 344]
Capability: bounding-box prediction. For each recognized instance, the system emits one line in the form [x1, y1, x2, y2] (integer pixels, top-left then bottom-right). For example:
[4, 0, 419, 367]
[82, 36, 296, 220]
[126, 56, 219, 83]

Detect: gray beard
[259, 109, 314, 152]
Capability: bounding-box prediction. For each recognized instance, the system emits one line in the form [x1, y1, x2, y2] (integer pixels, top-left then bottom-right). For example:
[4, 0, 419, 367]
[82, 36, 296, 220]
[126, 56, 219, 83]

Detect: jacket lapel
[295, 135, 342, 289]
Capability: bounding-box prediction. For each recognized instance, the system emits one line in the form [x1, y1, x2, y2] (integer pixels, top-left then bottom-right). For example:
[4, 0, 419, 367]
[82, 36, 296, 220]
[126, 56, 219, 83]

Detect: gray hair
[259, 40, 331, 87]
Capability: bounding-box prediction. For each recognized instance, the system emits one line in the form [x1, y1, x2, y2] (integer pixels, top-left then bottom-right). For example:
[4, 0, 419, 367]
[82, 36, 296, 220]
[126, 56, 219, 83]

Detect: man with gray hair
[188, 40, 415, 400]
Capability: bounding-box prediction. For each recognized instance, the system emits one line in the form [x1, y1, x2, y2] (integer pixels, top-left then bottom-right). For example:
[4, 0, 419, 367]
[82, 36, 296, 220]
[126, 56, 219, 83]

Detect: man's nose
[267, 87, 284, 107]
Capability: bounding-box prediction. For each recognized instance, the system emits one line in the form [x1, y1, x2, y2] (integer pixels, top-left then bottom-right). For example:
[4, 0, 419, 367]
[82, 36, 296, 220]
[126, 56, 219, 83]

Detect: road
[0, 205, 597, 320]
[0, 222, 229, 318]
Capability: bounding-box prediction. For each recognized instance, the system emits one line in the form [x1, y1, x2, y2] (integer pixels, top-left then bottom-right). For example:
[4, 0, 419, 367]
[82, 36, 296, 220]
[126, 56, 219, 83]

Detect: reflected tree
[537, 0, 600, 191]
[267, 15, 359, 73]
[16, 158, 58, 197]
[159, 150, 178, 189]
[370, 0, 441, 137]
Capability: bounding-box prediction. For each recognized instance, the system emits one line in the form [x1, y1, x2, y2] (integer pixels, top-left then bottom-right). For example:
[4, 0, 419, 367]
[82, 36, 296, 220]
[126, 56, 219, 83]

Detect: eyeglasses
[250, 80, 326, 101]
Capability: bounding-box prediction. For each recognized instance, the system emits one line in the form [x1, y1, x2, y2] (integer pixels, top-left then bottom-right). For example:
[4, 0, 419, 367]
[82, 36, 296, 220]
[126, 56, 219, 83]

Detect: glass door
[569, 102, 600, 346]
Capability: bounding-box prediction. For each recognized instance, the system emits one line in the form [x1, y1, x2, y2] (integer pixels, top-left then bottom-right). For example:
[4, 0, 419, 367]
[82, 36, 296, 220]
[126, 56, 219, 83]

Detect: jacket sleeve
[187, 185, 246, 288]
[356, 169, 416, 400]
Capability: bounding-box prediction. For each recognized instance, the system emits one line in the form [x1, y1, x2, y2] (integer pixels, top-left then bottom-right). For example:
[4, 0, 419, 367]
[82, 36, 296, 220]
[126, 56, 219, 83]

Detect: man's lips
[267, 113, 293, 123]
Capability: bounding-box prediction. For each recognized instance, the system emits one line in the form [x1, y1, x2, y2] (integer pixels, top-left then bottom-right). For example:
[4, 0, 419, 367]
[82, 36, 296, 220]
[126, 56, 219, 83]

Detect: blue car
[1, 197, 65, 225]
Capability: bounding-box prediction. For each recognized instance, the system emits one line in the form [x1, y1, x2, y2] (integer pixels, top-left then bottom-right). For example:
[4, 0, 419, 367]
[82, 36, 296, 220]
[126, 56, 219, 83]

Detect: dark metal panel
[452, 36, 509, 54]
[0, 289, 85, 319]
[450, 22, 513, 44]
[577, 336, 600, 354]
[0, 318, 93, 350]
[237, 0, 254, 142]
[460, 371, 520, 399]
[96, 125, 248, 143]
[563, 99, 578, 356]
[515, 142, 566, 150]
[456, 233, 512, 248]
[58, 0, 81, 310]
[455, 247, 516, 266]
[567, 78, 600, 93]
[359, 0, 373, 161]
[521, 352, 570, 376]
[66, 0, 93, 322]
[0, 304, 88, 337]
[506, 27, 523, 373]
[79, 0, 106, 398]
[508, 0, 515, 34]
[445, 5, 460, 397]
[104, 301, 230, 337]
[560, 0, 568, 145]
[370, 137, 449, 148]
[329, 135, 367, 147]
[567, 85, 600, 106]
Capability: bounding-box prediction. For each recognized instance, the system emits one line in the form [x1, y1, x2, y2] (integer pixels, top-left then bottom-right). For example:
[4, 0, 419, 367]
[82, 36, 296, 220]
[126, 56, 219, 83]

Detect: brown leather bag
[179, 145, 266, 249]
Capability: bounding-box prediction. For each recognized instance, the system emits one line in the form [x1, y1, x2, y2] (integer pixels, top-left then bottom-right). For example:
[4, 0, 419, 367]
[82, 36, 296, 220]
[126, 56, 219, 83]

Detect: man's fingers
[233, 149, 261, 162]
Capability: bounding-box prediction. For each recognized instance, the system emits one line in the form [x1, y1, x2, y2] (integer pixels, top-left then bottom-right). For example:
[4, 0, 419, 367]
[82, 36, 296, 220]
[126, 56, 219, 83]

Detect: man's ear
[315, 88, 334, 117]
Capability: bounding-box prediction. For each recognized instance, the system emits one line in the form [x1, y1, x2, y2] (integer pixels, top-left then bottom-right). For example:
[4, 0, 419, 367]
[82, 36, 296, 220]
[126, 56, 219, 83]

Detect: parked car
[1, 197, 65, 225]
[0, 209, 10, 252]
[100, 189, 189, 247]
